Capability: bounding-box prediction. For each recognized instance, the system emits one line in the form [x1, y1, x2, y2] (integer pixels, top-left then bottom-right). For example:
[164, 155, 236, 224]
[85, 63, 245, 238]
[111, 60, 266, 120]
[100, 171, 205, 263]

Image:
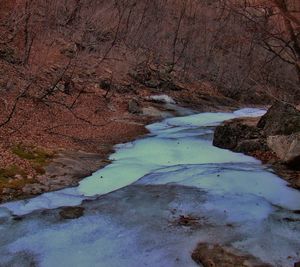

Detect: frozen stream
[0, 108, 300, 267]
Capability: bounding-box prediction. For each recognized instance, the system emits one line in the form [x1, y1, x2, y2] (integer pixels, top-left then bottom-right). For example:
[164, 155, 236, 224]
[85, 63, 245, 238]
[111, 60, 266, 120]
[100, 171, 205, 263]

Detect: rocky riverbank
[0, 122, 149, 203]
[213, 101, 300, 190]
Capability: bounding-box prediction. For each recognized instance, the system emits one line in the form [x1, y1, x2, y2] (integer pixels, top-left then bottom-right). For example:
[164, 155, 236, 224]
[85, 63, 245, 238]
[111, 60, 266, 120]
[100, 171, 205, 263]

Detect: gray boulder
[235, 139, 268, 153]
[257, 101, 300, 135]
[213, 122, 264, 152]
[267, 133, 300, 169]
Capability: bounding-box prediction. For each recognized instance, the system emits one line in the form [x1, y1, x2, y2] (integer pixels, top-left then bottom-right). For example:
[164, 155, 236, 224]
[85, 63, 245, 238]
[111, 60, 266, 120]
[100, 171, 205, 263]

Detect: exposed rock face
[191, 243, 271, 267]
[20, 150, 107, 197]
[257, 101, 300, 135]
[213, 101, 300, 188]
[214, 102, 300, 160]
[257, 102, 300, 168]
[267, 133, 300, 169]
[235, 139, 268, 153]
[213, 122, 266, 153]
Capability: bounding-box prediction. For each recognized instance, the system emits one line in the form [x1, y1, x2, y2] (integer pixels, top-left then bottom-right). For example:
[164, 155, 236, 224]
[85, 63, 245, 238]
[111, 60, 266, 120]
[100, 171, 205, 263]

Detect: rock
[267, 133, 300, 169]
[213, 124, 239, 149]
[213, 122, 263, 151]
[257, 101, 300, 135]
[44, 150, 103, 181]
[59, 207, 84, 219]
[128, 99, 141, 114]
[267, 135, 293, 161]
[214, 102, 300, 157]
[213, 104, 300, 188]
[191, 243, 271, 267]
[235, 139, 268, 153]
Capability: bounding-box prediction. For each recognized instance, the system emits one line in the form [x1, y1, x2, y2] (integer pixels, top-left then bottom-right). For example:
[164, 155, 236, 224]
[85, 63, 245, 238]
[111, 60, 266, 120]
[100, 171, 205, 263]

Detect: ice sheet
[1, 107, 300, 267]
[0, 108, 271, 216]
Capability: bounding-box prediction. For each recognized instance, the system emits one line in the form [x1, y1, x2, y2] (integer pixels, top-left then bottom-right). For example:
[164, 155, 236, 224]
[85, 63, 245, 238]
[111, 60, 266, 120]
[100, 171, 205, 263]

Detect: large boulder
[267, 133, 300, 169]
[213, 122, 264, 153]
[235, 139, 268, 153]
[213, 103, 300, 187]
[191, 243, 272, 267]
[257, 101, 300, 135]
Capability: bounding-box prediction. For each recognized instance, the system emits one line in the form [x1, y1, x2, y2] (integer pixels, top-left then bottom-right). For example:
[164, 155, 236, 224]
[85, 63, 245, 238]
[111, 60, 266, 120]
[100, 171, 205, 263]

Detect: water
[0, 108, 299, 267]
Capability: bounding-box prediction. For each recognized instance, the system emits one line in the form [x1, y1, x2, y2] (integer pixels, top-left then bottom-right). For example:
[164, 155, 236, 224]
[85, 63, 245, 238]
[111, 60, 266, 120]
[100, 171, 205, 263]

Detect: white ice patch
[233, 108, 266, 117]
[159, 112, 236, 128]
[78, 138, 258, 196]
[1, 188, 88, 216]
[148, 94, 176, 104]
[79, 108, 266, 197]
[153, 107, 266, 130]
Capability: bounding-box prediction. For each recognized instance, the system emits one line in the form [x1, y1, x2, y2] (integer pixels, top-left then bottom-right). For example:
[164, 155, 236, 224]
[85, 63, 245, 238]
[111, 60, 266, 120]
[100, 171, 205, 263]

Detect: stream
[0, 108, 300, 267]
